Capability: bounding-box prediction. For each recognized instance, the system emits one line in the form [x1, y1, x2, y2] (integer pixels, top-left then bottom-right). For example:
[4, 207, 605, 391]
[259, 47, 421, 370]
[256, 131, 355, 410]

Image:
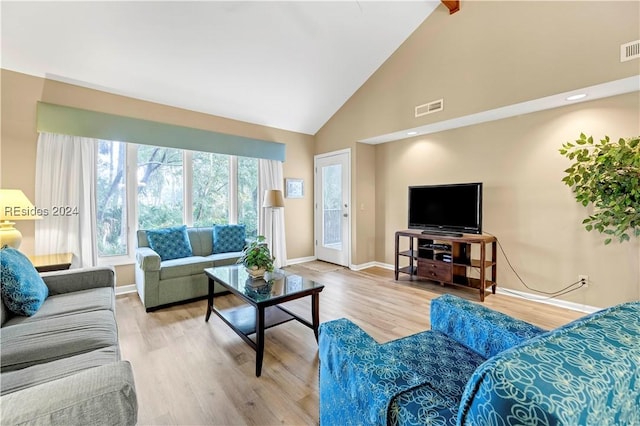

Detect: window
[96, 141, 128, 256]
[192, 152, 229, 227]
[238, 156, 258, 238]
[95, 142, 258, 260]
[137, 146, 184, 229]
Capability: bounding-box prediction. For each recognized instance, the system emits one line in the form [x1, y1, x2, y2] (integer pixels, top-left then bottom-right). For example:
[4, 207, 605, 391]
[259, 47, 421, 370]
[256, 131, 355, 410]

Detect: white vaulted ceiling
[1, 1, 440, 135]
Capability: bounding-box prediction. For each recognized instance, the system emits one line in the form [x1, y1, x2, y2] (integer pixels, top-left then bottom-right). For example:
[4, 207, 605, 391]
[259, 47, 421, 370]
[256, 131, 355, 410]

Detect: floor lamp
[262, 189, 284, 257]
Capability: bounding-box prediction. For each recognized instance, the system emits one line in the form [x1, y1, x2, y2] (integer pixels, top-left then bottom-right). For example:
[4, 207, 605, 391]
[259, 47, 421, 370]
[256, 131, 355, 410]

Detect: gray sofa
[135, 226, 245, 311]
[0, 266, 138, 425]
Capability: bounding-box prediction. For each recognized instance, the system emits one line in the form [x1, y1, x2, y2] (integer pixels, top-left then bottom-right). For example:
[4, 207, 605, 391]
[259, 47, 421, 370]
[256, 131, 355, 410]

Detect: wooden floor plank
[116, 265, 584, 425]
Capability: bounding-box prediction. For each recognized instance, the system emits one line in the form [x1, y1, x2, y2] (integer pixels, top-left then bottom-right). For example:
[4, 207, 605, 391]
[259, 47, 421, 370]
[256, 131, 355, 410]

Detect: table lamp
[0, 189, 40, 249]
[262, 189, 285, 255]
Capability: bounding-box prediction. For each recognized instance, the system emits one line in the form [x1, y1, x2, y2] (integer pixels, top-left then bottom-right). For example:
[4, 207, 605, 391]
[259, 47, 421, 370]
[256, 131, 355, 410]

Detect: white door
[314, 150, 350, 266]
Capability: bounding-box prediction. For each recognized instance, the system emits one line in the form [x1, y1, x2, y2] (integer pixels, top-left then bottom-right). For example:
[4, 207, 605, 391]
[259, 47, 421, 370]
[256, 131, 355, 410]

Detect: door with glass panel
[314, 150, 350, 266]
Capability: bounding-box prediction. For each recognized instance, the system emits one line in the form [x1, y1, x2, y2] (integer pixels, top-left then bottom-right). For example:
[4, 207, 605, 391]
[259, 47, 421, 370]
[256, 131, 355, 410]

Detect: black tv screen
[408, 183, 483, 234]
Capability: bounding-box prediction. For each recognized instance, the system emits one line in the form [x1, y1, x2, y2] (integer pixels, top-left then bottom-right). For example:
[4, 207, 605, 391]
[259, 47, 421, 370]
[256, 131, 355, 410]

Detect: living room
[1, 1, 639, 425]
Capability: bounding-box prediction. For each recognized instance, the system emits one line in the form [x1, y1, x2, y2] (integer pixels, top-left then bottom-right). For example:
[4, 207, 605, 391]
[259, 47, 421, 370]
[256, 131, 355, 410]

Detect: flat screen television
[408, 182, 483, 235]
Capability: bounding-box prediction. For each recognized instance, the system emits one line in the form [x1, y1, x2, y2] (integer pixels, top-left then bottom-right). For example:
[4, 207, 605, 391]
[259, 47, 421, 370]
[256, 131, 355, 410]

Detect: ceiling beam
[441, 0, 460, 15]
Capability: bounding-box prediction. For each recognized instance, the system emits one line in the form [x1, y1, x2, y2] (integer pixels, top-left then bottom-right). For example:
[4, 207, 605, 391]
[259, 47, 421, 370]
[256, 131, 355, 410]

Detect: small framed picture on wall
[285, 178, 304, 199]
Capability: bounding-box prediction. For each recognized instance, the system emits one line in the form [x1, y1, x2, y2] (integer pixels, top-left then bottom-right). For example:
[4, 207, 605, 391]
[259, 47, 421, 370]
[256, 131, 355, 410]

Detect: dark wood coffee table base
[204, 270, 323, 377]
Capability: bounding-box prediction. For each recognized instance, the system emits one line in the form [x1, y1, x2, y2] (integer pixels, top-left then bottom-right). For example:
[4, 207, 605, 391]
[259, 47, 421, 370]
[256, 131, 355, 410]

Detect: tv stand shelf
[394, 229, 497, 301]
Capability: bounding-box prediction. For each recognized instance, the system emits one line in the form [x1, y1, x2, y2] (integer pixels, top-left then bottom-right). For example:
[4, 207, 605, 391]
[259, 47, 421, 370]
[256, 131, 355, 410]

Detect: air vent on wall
[415, 98, 444, 117]
[621, 40, 640, 62]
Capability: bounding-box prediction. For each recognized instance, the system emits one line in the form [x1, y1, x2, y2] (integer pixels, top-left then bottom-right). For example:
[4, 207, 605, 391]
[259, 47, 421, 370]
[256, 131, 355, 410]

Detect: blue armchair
[319, 294, 640, 425]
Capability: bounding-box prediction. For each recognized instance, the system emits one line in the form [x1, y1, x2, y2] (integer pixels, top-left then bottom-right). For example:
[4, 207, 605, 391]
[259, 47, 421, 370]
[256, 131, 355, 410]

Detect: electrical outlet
[579, 275, 589, 287]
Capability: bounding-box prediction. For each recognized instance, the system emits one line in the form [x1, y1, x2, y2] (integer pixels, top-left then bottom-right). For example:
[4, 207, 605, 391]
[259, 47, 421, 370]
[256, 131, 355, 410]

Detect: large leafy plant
[237, 235, 274, 272]
[559, 134, 640, 244]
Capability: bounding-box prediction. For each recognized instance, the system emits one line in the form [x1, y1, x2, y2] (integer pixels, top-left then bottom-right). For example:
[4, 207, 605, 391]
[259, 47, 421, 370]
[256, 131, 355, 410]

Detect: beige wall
[316, 1, 640, 306]
[376, 93, 639, 307]
[1, 69, 315, 285]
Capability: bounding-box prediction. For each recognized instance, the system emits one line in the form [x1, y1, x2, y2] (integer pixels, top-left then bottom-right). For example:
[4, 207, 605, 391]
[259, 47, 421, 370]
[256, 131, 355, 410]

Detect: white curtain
[259, 159, 287, 268]
[35, 132, 97, 268]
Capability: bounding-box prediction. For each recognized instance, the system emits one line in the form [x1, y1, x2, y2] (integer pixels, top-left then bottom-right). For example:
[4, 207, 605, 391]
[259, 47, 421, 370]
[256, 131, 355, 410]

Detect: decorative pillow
[146, 225, 193, 261]
[0, 247, 49, 316]
[213, 224, 246, 254]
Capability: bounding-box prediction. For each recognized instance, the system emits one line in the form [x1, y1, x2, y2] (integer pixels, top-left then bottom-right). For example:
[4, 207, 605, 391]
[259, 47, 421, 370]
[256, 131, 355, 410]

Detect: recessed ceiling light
[566, 93, 587, 101]
[407, 131, 418, 136]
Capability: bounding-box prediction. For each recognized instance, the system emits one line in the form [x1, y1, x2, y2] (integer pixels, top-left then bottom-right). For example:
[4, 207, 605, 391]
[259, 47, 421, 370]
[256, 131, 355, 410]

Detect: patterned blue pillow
[0, 247, 49, 316]
[213, 224, 246, 254]
[146, 225, 193, 261]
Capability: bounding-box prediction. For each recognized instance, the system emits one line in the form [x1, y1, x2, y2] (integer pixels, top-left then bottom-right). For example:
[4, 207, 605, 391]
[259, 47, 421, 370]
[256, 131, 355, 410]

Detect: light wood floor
[116, 265, 584, 426]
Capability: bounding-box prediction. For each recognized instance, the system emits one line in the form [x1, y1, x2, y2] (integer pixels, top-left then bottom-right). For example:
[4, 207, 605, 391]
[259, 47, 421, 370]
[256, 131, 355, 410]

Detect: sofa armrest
[430, 294, 545, 358]
[41, 267, 115, 296]
[136, 247, 161, 271]
[0, 361, 137, 426]
[320, 318, 445, 425]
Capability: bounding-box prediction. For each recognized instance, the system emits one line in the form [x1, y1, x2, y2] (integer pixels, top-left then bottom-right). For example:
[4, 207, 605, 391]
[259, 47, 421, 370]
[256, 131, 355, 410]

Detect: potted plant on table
[237, 235, 274, 278]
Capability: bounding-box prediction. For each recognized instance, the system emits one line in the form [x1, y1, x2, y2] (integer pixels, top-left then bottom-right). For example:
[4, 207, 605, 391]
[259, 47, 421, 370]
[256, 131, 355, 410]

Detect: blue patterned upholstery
[458, 301, 640, 426]
[319, 295, 640, 426]
[431, 294, 544, 358]
[0, 247, 49, 316]
[146, 225, 193, 261]
[212, 224, 246, 254]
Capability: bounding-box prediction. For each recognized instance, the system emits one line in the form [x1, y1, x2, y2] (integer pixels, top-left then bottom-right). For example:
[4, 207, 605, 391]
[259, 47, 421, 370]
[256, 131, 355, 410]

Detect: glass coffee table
[204, 264, 324, 377]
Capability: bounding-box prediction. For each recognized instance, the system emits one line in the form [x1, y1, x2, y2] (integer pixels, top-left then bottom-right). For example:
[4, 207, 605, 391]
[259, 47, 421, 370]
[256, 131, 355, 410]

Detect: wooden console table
[395, 230, 497, 301]
[28, 253, 73, 272]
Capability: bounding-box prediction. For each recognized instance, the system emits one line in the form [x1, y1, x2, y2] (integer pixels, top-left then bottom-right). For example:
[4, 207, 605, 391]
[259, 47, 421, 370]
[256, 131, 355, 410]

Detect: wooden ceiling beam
[441, 0, 460, 15]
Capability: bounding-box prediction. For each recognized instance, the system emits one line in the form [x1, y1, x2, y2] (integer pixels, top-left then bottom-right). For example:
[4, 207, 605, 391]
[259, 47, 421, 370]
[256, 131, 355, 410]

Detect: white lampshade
[0, 189, 40, 249]
[262, 189, 285, 209]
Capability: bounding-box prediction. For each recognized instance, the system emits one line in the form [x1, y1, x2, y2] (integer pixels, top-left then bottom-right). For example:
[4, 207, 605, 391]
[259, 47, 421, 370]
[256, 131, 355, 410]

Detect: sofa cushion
[0, 361, 138, 426]
[159, 256, 214, 280]
[206, 252, 244, 266]
[458, 301, 640, 426]
[1, 310, 117, 372]
[146, 225, 193, 261]
[187, 227, 214, 256]
[213, 224, 246, 254]
[0, 247, 49, 316]
[1, 345, 120, 395]
[3, 287, 114, 327]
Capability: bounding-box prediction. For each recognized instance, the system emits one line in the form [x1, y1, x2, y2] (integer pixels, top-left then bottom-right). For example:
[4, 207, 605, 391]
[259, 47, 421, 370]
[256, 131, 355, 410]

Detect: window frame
[95, 142, 258, 265]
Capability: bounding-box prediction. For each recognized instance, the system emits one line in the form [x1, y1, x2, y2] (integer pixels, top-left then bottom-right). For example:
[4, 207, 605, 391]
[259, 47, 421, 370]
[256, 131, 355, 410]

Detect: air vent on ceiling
[415, 99, 444, 117]
[620, 40, 640, 62]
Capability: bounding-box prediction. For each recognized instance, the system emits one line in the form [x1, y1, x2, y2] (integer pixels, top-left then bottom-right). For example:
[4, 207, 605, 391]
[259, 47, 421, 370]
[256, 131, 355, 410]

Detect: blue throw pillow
[213, 224, 246, 254]
[146, 225, 193, 261]
[0, 247, 49, 316]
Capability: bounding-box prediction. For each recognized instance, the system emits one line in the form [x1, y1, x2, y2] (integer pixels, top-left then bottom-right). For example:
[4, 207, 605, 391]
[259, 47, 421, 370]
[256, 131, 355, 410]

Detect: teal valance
[36, 102, 285, 161]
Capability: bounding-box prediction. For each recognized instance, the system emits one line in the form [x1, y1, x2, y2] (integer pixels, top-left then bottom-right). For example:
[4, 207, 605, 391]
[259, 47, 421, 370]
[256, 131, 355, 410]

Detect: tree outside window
[238, 156, 258, 238]
[96, 141, 127, 256]
[96, 143, 258, 259]
[137, 146, 183, 229]
[192, 152, 229, 227]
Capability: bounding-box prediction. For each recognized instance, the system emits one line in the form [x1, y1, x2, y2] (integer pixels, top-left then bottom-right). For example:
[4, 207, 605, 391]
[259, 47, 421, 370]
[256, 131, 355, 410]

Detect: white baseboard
[286, 256, 317, 265]
[495, 288, 599, 313]
[115, 284, 137, 296]
[353, 262, 598, 313]
[349, 262, 384, 271]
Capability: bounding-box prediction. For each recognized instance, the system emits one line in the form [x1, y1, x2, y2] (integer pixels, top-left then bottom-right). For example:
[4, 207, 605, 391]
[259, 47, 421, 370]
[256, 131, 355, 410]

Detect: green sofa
[135, 226, 245, 311]
[0, 266, 138, 425]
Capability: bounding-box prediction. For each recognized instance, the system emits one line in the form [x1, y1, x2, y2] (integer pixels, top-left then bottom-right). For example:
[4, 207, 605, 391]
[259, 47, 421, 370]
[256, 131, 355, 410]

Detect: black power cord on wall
[483, 231, 586, 300]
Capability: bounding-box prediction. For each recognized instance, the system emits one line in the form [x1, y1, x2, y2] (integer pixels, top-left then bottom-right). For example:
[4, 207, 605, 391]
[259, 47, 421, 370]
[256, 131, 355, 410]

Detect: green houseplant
[237, 235, 274, 277]
[559, 133, 640, 244]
